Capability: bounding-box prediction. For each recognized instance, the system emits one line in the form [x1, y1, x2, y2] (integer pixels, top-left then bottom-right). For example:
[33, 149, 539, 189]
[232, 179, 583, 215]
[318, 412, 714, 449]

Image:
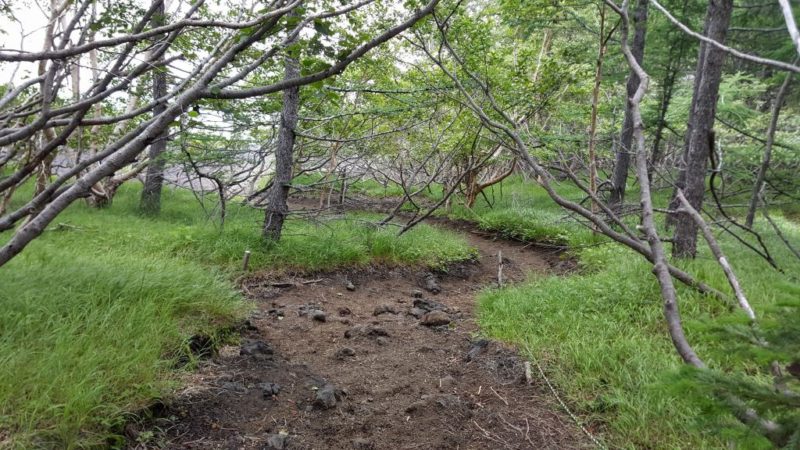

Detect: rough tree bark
[608, 0, 648, 213]
[139, 0, 169, 215]
[263, 38, 300, 241]
[670, 0, 733, 258]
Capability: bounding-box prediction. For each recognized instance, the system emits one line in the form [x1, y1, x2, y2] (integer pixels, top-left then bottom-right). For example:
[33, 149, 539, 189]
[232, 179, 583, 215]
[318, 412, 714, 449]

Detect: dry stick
[242, 250, 251, 271]
[523, 361, 532, 385]
[490, 386, 509, 406]
[675, 190, 756, 321]
[497, 250, 504, 287]
[777, 0, 800, 57]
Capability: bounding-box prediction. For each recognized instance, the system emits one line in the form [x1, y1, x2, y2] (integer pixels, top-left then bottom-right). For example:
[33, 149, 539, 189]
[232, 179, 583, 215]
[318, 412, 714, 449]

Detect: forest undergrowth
[0, 183, 473, 448]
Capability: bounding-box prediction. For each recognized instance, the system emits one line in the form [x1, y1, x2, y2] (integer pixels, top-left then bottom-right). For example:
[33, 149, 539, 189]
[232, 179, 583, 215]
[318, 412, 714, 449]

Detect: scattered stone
[242, 320, 259, 331]
[314, 384, 340, 410]
[267, 308, 284, 319]
[438, 375, 456, 391]
[464, 339, 490, 362]
[373, 304, 398, 316]
[298, 304, 323, 317]
[346, 281, 356, 291]
[311, 310, 327, 322]
[352, 437, 374, 449]
[409, 307, 426, 318]
[413, 297, 447, 313]
[423, 273, 441, 294]
[265, 433, 289, 449]
[240, 340, 273, 360]
[344, 325, 389, 339]
[420, 310, 450, 327]
[375, 336, 389, 346]
[338, 307, 352, 316]
[259, 382, 281, 397]
[404, 400, 427, 414]
[335, 347, 356, 359]
[411, 289, 424, 298]
[220, 381, 246, 393]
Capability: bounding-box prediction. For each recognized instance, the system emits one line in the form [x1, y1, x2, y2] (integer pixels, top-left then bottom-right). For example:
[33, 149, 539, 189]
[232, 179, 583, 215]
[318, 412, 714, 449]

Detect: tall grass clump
[0, 239, 243, 448]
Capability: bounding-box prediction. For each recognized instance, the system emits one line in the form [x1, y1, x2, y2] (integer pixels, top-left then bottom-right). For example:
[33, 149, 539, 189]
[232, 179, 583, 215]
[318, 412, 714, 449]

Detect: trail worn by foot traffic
[137, 226, 589, 449]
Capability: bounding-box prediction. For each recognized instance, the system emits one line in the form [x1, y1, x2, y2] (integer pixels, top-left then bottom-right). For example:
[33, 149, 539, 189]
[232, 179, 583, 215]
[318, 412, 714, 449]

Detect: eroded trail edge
[140, 225, 589, 449]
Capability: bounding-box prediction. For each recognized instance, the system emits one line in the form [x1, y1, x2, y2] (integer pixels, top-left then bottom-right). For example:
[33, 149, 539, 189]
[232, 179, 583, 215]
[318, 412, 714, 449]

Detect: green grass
[0, 184, 474, 448]
[466, 178, 800, 449]
[444, 176, 602, 247]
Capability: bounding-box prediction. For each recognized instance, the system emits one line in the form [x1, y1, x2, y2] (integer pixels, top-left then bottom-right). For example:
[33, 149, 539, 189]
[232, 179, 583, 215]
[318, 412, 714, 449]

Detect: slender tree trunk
[587, 5, 608, 215]
[671, 0, 733, 258]
[34, 0, 60, 197]
[609, 0, 648, 213]
[139, 0, 168, 215]
[745, 70, 794, 227]
[263, 41, 300, 241]
[531, 29, 553, 84]
[647, 61, 677, 181]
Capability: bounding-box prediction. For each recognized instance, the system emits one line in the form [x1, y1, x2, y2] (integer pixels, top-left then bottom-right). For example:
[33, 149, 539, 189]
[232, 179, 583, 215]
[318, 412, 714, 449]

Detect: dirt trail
[136, 224, 590, 449]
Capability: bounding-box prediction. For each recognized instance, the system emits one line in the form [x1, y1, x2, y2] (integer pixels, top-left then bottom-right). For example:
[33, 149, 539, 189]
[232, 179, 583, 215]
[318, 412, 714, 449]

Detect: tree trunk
[263, 42, 300, 241]
[587, 5, 607, 215]
[745, 69, 794, 227]
[671, 0, 733, 258]
[139, 0, 168, 215]
[609, 0, 648, 213]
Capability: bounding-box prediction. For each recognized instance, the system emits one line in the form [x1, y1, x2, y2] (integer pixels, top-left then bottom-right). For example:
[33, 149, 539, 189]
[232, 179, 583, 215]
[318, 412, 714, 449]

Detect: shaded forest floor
[129, 219, 591, 449]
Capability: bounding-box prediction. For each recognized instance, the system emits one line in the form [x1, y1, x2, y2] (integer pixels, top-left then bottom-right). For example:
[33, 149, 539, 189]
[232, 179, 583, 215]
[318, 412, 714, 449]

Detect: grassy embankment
[456, 176, 800, 449]
[0, 183, 473, 449]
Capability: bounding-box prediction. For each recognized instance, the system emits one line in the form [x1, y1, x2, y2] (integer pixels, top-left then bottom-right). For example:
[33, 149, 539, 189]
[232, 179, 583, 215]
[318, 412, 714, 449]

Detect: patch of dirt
[133, 224, 590, 449]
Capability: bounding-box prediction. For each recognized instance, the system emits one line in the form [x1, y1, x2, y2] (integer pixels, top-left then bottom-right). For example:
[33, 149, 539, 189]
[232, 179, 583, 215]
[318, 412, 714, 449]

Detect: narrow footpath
[135, 222, 590, 449]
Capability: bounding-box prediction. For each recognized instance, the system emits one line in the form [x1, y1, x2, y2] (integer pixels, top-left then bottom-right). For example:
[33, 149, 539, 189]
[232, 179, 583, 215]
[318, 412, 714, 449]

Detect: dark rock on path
[259, 382, 281, 397]
[335, 347, 356, 359]
[220, 381, 246, 393]
[413, 297, 447, 313]
[314, 384, 341, 410]
[422, 273, 441, 294]
[240, 340, 274, 360]
[464, 339, 489, 362]
[265, 433, 289, 449]
[421, 310, 450, 327]
[344, 324, 389, 339]
[373, 304, 398, 316]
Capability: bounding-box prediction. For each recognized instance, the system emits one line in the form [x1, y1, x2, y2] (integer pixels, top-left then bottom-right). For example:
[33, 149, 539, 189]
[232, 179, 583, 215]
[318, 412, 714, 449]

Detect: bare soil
[131, 223, 589, 449]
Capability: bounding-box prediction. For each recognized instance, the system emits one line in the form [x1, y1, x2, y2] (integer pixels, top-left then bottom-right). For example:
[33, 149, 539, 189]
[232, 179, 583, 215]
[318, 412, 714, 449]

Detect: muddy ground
[129, 221, 590, 449]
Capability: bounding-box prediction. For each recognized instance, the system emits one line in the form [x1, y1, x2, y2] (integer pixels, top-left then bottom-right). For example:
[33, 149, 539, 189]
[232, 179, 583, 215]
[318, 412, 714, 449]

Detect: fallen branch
[676, 190, 756, 321]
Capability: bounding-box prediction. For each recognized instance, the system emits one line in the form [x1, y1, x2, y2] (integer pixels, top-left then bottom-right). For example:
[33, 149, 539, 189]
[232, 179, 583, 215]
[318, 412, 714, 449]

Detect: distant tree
[139, 0, 169, 215]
